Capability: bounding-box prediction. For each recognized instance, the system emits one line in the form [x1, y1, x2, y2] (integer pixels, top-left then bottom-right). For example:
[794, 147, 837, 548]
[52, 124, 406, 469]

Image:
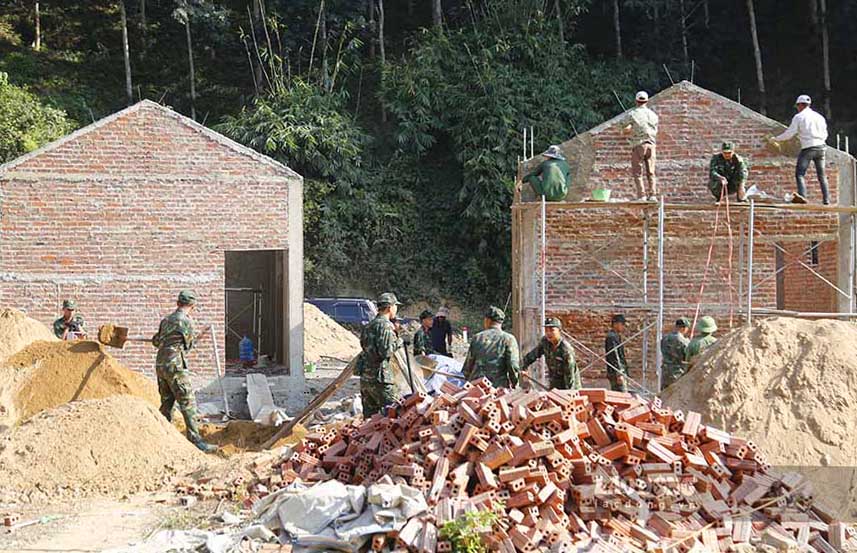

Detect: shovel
[98, 324, 149, 349]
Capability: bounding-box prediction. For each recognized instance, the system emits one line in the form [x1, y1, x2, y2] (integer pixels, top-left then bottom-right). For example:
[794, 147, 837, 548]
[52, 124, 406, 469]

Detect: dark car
[307, 297, 378, 326]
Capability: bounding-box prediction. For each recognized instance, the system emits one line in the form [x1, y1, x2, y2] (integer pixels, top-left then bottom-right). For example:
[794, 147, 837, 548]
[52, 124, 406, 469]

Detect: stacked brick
[224, 379, 850, 552]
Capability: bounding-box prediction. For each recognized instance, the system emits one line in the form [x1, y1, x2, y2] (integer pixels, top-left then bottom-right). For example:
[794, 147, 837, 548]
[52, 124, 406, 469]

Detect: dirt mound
[0, 340, 159, 426]
[0, 308, 57, 365]
[0, 396, 210, 502]
[303, 303, 360, 363]
[662, 317, 857, 467]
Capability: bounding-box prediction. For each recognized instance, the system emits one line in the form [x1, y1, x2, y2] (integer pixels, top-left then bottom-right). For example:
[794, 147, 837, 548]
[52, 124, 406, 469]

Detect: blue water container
[239, 336, 255, 362]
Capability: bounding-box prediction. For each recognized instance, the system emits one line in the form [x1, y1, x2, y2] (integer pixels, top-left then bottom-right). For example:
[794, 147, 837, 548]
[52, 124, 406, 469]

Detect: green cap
[485, 306, 506, 322]
[544, 317, 562, 328]
[697, 316, 717, 333]
[376, 292, 401, 307]
[419, 309, 434, 320]
[611, 314, 627, 324]
[675, 317, 691, 328]
[177, 290, 197, 305]
[721, 141, 735, 152]
[62, 299, 77, 310]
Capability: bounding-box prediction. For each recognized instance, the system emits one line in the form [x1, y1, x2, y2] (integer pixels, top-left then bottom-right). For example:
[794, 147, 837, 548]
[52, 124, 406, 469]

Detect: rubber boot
[182, 409, 217, 453]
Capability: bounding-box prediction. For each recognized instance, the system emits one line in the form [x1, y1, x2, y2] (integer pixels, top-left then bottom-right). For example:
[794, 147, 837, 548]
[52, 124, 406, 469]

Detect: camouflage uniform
[686, 334, 717, 364]
[462, 307, 520, 388]
[53, 314, 86, 339]
[709, 152, 749, 200]
[524, 158, 571, 201]
[522, 336, 580, 390]
[357, 313, 403, 417]
[413, 326, 434, 356]
[659, 330, 690, 390]
[605, 330, 628, 392]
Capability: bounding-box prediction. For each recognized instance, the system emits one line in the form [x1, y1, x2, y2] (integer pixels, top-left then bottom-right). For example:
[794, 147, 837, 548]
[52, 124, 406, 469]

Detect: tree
[173, 0, 228, 119]
[33, 1, 40, 51]
[819, 0, 832, 117]
[612, 0, 622, 58]
[0, 72, 74, 162]
[746, 0, 766, 115]
[432, 0, 442, 28]
[119, 0, 133, 105]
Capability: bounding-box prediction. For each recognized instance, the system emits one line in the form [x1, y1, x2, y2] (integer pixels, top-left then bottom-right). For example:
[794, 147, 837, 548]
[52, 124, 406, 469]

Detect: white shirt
[773, 107, 828, 149]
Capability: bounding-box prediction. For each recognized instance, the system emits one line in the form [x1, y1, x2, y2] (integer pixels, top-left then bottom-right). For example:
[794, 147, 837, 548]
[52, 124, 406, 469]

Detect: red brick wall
[0, 102, 296, 384]
[780, 241, 839, 313]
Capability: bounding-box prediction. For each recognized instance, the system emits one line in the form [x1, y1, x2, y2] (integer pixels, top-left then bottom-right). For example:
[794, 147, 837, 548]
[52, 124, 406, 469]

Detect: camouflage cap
[697, 316, 718, 333]
[721, 141, 735, 152]
[675, 317, 691, 328]
[419, 309, 434, 320]
[177, 290, 198, 305]
[544, 317, 562, 328]
[62, 299, 77, 310]
[485, 306, 506, 322]
[376, 292, 401, 307]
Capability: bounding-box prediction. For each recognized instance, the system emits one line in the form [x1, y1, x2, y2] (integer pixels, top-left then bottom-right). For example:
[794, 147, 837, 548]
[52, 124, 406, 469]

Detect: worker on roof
[622, 91, 659, 201]
[53, 299, 86, 340]
[430, 307, 454, 357]
[708, 142, 749, 203]
[412, 310, 435, 357]
[660, 317, 691, 390]
[462, 306, 520, 389]
[605, 314, 629, 392]
[686, 316, 718, 365]
[521, 317, 580, 390]
[151, 290, 216, 453]
[356, 292, 404, 417]
[769, 94, 830, 205]
[522, 145, 571, 202]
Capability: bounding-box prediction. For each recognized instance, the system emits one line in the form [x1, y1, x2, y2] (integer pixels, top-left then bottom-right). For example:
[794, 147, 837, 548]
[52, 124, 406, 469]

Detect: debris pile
[0, 396, 211, 502]
[303, 302, 360, 364]
[0, 340, 159, 426]
[214, 379, 852, 551]
[0, 308, 56, 365]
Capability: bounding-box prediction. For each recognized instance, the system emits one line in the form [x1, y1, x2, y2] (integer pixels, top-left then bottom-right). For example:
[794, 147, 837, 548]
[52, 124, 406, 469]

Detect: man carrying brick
[53, 299, 86, 340]
[769, 94, 830, 205]
[357, 292, 404, 417]
[152, 290, 216, 453]
[605, 314, 629, 392]
[521, 317, 580, 390]
[623, 91, 659, 201]
[708, 142, 749, 202]
[412, 309, 435, 356]
[686, 316, 718, 365]
[660, 317, 691, 390]
[462, 306, 520, 388]
[522, 145, 571, 201]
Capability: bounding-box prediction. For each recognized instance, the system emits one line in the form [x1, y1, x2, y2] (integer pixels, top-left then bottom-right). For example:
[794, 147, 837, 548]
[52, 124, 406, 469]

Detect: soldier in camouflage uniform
[686, 316, 718, 365]
[709, 142, 749, 202]
[357, 293, 404, 417]
[151, 290, 216, 453]
[53, 299, 86, 340]
[412, 310, 435, 356]
[605, 314, 629, 392]
[522, 317, 580, 390]
[462, 306, 520, 388]
[523, 145, 571, 201]
[659, 317, 691, 390]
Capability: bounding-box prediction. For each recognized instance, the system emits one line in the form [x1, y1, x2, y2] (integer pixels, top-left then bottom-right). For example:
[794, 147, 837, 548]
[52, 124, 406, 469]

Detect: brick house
[512, 81, 857, 388]
[0, 100, 304, 386]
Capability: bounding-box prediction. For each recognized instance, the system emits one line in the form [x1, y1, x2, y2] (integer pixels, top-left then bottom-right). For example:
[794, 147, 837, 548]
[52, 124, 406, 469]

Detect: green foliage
[440, 506, 502, 553]
[0, 72, 73, 162]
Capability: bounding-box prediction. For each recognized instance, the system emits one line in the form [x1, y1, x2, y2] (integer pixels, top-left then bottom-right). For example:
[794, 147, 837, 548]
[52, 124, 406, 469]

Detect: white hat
[795, 94, 812, 105]
[437, 307, 450, 317]
[635, 91, 649, 102]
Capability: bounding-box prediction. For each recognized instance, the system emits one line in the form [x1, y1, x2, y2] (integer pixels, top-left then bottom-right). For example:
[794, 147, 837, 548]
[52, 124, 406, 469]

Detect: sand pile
[0, 396, 210, 501]
[303, 302, 360, 363]
[0, 340, 159, 427]
[0, 308, 57, 365]
[662, 317, 857, 467]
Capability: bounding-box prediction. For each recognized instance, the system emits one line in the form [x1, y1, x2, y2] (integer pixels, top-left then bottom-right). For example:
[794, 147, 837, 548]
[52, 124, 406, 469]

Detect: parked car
[307, 297, 377, 326]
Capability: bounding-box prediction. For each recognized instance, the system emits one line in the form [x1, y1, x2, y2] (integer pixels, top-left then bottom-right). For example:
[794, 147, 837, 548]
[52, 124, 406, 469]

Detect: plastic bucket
[592, 188, 611, 202]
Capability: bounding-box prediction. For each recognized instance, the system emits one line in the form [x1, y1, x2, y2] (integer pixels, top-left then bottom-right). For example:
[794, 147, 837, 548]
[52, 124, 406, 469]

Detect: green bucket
[591, 188, 611, 202]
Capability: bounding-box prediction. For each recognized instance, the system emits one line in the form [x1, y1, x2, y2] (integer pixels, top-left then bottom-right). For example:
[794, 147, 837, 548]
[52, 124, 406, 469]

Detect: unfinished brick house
[0, 100, 304, 385]
[512, 81, 857, 389]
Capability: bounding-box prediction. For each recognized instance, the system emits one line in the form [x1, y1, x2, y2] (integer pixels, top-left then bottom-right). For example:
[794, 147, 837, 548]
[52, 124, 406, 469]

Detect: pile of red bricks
[251, 379, 852, 552]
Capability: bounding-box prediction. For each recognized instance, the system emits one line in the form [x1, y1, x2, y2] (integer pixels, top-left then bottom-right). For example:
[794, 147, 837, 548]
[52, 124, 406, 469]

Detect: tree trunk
[185, 17, 196, 120]
[367, 0, 375, 58]
[819, 0, 831, 118]
[680, 0, 689, 66]
[554, 0, 564, 43]
[119, 0, 133, 105]
[808, 0, 818, 27]
[33, 1, 40, 51]
[251, 0, 265, 92]
[703, 0, 709, 28]
[653, 3, 660, 58]
[378, 0, 387, 122]
[432, 0, 442, 28]
[746, 0, 766, 115]
[612, 0, 622, 59]
[320, 4, 329, 91]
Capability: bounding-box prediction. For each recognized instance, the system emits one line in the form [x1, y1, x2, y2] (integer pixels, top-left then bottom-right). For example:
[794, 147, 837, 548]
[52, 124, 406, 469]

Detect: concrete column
[285, 176, 305, 384]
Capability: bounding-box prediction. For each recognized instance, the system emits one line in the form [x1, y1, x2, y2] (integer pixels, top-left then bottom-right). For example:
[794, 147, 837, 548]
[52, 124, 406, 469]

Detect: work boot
[189, 434, 218, 453]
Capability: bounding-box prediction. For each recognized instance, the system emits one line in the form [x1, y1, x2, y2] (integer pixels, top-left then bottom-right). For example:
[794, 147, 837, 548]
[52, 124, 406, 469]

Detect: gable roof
[0, 99, 301, 178]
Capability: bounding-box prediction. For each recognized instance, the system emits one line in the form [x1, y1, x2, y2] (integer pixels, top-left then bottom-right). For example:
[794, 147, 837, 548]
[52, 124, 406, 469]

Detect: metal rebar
[655, 198, 665, 391]
[746, 200, 756, 325]
[641, 213, 650, 388]
[540, 193, 547, 383]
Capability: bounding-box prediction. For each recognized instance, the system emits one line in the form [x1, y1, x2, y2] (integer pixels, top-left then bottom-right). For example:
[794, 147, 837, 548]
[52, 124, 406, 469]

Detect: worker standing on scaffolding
[605, 314, 629, 392]
[769, 95, 830, 205]
[708, 142, 748, 203]
[623, 91, 659, 201]
[522, 145, 571, 201]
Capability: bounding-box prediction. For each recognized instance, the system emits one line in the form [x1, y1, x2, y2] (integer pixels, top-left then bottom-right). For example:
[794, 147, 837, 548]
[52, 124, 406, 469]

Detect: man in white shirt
[770, 95, 830, 205]
[623, 91, 659, 201]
